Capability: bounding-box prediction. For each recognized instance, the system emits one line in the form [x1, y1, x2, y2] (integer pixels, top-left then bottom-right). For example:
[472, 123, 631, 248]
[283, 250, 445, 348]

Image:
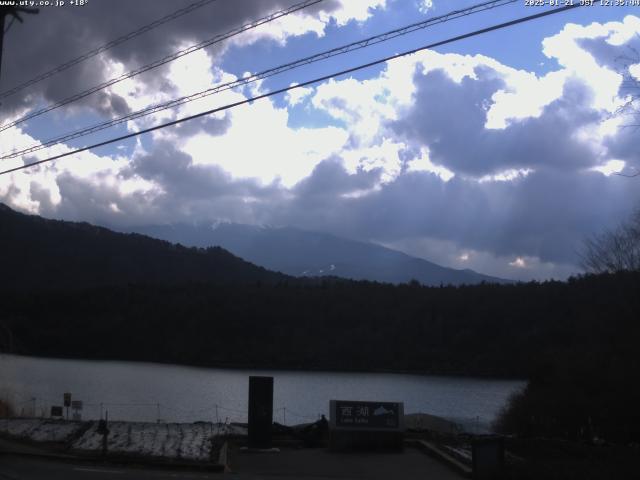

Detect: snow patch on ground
[1, 418, 247, 461]
[444, 444, 472, 462]
[72, 421, 245, 461]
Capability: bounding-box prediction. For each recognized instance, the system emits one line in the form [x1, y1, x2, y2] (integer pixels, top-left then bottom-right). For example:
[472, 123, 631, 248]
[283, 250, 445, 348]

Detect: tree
[615, 43, 640, 132]
[581, 208, 640, 273]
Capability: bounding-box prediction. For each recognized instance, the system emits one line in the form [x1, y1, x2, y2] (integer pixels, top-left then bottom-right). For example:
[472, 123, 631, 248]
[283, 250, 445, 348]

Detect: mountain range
[0, 202, 508, 287]
[124, 222, 509, 286]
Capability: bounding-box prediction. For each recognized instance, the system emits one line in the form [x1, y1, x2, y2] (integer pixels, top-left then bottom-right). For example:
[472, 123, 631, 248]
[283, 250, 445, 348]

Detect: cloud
[418, 0, 433, 14]
[285, 84, 314, 106]
[270, 164, 640, 271]
[379, 236, 579, 282]
[179, 95, 350, 187]
[0, 0, 387, 119]
[541, 18, 630, 111]
[393, 67, 602, 176]
[293, 156, 383, 198]
[319, 0, 387, 26]
[509, 257, 527, 268]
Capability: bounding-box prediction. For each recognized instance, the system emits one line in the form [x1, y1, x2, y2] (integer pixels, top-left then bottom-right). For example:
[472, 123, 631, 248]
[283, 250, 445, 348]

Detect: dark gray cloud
[293, 155, 382, 197]
[40, 141, 287, 226]
[38, 171, 159, 224]
[169, 113, 231, 138]
[392, 66, 601, 176]
[606, 126, 640, 175]
[269, 161, 640, 266]
[127, 141, 257, 200]
[578, 33, 640, 74]
[0, 0, 347, 117]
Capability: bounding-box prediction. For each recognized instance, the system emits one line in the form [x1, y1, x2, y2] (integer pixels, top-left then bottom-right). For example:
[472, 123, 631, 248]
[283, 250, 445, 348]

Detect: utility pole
[0, 11, 4, 79]
[0, 6, 39, 84]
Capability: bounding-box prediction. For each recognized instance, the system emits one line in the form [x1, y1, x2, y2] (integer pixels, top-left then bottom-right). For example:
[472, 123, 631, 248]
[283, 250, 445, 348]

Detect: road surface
[0, 455, 216, 480]
[1, 447, 465, 479]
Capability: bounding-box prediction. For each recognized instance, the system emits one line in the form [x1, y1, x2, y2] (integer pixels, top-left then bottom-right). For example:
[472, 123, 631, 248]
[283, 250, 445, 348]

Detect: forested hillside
[3, 272, 638, 381]
[0, 203, 287, 289]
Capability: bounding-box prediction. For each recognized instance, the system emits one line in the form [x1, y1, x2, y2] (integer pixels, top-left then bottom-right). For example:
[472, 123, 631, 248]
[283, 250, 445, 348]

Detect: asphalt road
[1, 448, 465, 480]
[0, 455, 218, 480]
[228, 446, 465, 480]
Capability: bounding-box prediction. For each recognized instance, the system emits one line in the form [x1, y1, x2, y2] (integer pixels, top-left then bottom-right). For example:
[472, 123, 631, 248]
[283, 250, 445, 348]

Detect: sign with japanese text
[330, 400, 403, 430]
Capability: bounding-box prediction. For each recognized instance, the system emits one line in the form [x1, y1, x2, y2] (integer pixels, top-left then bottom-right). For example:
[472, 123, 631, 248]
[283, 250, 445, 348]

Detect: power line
[1, 0, 517, 161]
[0, 0, 324, 133]
[0, 4, 582, 177]
[0, 0, 219, 101]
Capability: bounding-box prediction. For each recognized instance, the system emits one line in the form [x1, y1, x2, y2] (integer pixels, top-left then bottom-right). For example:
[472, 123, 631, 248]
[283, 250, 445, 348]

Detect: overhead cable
[0, 0, 219, 100]
[0, 0, 324, 133]
[1, 0, 517, 160]
[0, 4, 582, 176]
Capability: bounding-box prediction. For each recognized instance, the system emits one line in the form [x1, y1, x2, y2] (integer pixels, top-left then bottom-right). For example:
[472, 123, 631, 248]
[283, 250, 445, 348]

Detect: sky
[0, 0, 639, 281]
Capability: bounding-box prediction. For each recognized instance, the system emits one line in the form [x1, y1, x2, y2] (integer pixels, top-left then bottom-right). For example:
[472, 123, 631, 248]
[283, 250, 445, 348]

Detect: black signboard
[248, 376, 274, 449]
[51, 406, 63, 417]
[63, 393, 71, 407]
[332, 400, 402, 429]
[472, 435, 505, 480]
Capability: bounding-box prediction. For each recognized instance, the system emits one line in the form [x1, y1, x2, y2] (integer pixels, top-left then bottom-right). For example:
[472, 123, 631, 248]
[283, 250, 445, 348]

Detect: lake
[0, 354, 524, 432]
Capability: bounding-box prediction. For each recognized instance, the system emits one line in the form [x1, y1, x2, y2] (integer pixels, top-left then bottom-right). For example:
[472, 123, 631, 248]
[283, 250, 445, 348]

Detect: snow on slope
[1, 418, 247, 461]
[73, 421, 245, 460]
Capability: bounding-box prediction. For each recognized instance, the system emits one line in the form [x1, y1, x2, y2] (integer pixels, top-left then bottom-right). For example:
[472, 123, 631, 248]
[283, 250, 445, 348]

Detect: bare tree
[583, 46, 640, 271]
[0, 320, 13, 353]
[581, 208, 640, 274]
[615, 43, 640, 132]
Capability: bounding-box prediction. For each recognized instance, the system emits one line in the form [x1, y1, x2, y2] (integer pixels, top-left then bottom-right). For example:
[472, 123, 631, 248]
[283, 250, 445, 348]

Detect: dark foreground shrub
[494, 358, 640, 444]
[0, 398, 14, 418]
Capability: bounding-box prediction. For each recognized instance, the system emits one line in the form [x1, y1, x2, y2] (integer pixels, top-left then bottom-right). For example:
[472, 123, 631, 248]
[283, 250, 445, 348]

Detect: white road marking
[169, 475, 210, 478]
[73, 467, 124, 474]
[72, 467, 213, 478]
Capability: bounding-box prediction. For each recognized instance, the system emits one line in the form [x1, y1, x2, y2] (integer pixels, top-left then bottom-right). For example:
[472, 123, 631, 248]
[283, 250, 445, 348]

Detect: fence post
[4, 394, 8, 432]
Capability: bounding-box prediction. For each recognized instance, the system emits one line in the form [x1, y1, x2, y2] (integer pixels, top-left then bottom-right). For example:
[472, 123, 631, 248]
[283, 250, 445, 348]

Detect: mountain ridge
[124, 221, 510, 286]
[0, 203, 288, 290]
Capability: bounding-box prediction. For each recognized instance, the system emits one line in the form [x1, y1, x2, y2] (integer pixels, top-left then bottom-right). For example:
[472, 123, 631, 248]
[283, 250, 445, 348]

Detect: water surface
[1, 354, 524, 431]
